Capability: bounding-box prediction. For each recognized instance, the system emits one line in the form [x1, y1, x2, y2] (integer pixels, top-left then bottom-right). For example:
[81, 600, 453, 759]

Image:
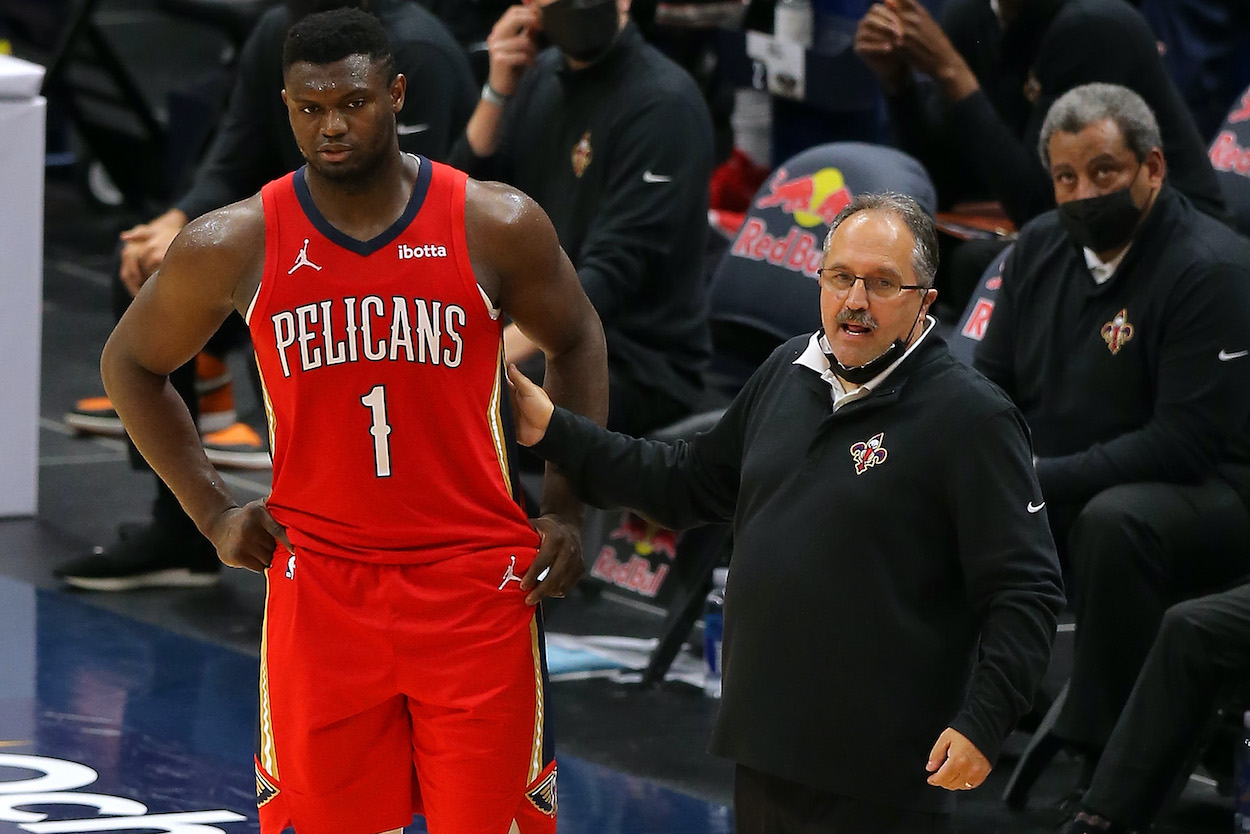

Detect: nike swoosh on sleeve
[397, 123, 430, 135]
[1218, 349, 1249, 361]
[643, 171, 672, 183]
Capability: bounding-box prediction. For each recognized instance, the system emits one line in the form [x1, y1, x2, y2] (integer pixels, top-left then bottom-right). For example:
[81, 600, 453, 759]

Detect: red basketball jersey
[248, 157, 539, 563]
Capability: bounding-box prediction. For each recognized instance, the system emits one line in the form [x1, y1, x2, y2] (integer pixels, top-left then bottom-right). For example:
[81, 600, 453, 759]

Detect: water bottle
[703, 567, 729, 698]
[773, 0, 814, 50]
[1237, 710, 1250, 831]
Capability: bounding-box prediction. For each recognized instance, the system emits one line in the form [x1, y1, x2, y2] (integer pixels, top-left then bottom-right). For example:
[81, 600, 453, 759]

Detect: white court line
[40, 452, 128, 466]
[39, 417, 272, 495]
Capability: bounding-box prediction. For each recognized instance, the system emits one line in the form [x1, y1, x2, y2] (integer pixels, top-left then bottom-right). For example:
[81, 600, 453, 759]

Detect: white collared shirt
[793, 317, 937, 411]
[1083, 244, 1131, 285]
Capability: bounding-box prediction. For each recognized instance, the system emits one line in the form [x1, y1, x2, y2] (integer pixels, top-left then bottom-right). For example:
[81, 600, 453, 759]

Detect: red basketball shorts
[254, 546, 556, 834]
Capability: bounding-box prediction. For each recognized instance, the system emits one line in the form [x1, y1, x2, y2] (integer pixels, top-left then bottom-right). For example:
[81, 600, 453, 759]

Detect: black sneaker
[54, 523, 221, 591]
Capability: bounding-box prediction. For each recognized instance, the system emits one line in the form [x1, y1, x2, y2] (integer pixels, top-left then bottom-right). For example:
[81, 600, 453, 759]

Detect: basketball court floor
[0, 172, 1235, 834]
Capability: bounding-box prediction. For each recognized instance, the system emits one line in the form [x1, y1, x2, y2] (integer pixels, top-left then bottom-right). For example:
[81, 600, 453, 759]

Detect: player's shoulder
[464, 179, 542, 229]
[176, 194, 266, 258]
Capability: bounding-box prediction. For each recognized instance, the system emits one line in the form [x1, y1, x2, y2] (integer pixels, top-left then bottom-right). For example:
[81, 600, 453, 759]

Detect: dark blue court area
[0, 574, 733, 834]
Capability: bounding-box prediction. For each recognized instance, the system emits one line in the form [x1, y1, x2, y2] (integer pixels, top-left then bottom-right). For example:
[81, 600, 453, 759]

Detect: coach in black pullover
[975, 84, 1250, 766]
[450, 10, 712, 435]
[513, 194, 1064, 830]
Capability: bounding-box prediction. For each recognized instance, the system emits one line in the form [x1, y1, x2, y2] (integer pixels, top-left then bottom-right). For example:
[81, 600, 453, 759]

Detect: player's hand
[207, 500, 293, 573]
[854, 5, 909, 94]
[486, 4, 541, 97]
[521, 514, 584, 605]
[926, 727, 991, 791]
[506, 363, 554, 447]
[118, 210, 187, 295]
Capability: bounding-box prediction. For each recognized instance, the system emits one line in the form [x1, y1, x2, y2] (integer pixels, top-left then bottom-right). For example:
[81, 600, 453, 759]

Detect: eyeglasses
[817, 269, 927, 300]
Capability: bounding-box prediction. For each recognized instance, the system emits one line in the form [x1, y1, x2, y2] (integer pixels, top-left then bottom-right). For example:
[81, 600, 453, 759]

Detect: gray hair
[822, 192, 939, 288]
[1038, 83, 1162, 169]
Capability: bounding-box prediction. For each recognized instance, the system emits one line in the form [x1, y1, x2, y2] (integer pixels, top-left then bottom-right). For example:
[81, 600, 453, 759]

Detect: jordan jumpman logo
[288, 239, 323, 274]
[499, 555, 523, 590]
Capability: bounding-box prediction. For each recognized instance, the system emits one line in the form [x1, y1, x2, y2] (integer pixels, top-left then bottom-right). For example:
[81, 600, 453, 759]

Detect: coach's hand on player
[486, 4, 541, 98]
[506, 363, 554, 446]
[522, 514, 583, 605]
[925, 727, 991, 791]
[209, 500, 294, 573]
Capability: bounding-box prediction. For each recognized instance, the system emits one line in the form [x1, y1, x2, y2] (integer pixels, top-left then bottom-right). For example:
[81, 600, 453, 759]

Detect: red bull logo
[733, 166, 854, 278]
[590, 551, 669, 597]
[607, 514, 680, 560]
[754, 167, 853, 228]
[588, 513, 679, 598]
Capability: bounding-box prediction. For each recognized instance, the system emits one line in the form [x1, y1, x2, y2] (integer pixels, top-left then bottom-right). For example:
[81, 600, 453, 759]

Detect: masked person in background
[975, 83, 1250, 803]
[448, 0, 714, 437]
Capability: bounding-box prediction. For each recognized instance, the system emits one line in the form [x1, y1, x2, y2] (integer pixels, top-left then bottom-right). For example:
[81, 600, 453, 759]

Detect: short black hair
[282, 7, 396, 82]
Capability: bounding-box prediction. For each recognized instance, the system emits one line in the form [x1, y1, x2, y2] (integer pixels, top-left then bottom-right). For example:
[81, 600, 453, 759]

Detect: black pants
[1083, 581, 1250, 830]
[733, 766, 950, 834]
[1052, 479, 1250, 750]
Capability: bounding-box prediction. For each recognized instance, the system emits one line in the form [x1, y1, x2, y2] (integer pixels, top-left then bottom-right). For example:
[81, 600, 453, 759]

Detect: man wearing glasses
[505, 192, 1065, 833]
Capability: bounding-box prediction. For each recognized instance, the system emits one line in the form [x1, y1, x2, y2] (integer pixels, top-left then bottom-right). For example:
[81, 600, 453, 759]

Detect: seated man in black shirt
[448, 0, 713, 435]
[975, 82, 1250, 794]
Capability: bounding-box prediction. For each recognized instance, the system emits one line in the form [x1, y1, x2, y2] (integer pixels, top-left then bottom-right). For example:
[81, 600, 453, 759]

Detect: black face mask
[1057, 185, 1144, 253]
[825, 338, 909, 385]
[823, 301, 927, 386]
[542, 0, 620, 63]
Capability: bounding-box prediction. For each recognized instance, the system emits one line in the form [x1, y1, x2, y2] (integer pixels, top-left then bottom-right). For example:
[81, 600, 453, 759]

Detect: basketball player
[98, 9, 608, 834]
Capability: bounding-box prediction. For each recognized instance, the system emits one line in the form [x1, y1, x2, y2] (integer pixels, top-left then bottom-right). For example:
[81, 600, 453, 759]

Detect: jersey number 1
[360, 385, 392, 477]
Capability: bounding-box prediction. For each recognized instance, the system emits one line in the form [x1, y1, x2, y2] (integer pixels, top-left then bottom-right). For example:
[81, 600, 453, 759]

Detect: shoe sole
[198, 410, 238, 434]
[60, 569, 221, 592]
[64, 413, 126, 437]
[64, 411, 237, 437]
[203, 448, 272, 470]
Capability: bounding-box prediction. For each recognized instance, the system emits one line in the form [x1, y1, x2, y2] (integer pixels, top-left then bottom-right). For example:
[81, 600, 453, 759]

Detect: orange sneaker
[202, 422, 271, 470]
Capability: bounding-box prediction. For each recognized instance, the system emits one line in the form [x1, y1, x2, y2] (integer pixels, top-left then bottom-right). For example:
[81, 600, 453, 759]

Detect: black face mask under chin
[541, 0, 620, 63]
[824, 303, 926, 386]
[1057, 184, 1145, 254]
[824, 338, 908, 386]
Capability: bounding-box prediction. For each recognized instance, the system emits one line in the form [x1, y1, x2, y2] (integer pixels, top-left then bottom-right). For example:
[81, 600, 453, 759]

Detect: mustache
[836, 309, 878, 329]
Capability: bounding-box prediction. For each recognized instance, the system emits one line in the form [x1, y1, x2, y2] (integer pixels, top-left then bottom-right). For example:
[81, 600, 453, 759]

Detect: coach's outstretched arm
[468, 180, 609, 604]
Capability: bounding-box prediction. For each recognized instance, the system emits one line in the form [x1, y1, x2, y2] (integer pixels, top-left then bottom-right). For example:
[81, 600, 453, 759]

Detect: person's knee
[1156, 599, 1205, 651]
[1068, 487, 1149, 570]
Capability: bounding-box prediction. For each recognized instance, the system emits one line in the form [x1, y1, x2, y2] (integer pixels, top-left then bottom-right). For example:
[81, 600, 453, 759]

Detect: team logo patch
[256, 764, 279, 807]
[1101, 308, 1135, 355]
[849, 432, 888, 475]
[527, 765, 558, 816]
[571, 132, 593, 178]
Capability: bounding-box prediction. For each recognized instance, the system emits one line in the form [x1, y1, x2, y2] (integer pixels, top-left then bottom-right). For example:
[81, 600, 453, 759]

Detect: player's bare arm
[466, 179, 609, 604]
[100, 195, 290, 572]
